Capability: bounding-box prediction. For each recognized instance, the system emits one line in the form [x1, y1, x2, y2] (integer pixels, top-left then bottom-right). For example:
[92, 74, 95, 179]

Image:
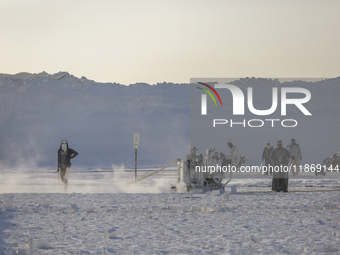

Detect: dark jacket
[270, 147, 290, 165]
[58, 140, 78, 168]
[270, 147, 290, 179]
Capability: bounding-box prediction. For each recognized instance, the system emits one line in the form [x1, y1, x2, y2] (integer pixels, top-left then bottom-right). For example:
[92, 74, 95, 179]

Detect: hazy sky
[0, 0, 339, 85]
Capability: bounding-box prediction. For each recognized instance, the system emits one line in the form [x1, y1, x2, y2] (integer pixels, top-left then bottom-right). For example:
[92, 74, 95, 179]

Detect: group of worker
[262, 139, 302, 175]
[58, 137, 302, 193]
[226, 138, 302, 193]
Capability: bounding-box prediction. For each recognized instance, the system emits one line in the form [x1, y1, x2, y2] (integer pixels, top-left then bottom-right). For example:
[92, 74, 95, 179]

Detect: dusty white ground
[1, 168, 340, 254]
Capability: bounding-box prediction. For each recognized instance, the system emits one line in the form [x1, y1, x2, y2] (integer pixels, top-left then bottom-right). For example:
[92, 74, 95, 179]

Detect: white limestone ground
[1, 192, 340, 254]
[1, 170, 340, 254]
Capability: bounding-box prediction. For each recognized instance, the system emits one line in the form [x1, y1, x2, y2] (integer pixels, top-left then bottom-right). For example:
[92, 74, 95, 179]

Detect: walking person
[262, 141, 274, 175]
[288, 138, 302, 176]
[57, 140, 78, 191]
[270, 140, 290, 192]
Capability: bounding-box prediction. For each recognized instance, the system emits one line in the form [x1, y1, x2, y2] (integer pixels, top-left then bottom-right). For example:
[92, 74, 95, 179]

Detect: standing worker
[271, 140, 290, 192]
[57, 140, 78, 191]
[331, 151, 340, 169]
[262, 141, 274, 175]
[288, 138, 302, 176]
[226, 139, 241, 167]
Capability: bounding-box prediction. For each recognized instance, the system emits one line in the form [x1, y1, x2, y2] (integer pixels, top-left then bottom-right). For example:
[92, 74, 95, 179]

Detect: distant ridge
[0, 72, 339, 169]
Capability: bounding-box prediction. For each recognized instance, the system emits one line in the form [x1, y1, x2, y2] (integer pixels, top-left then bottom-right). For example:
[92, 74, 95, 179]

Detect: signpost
[133, 133, 139, 181]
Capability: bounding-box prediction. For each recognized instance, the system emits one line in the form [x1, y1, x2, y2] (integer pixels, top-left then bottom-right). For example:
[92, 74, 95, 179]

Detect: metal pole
[133, 133, 139, 183]
[135, 148, 137, 182]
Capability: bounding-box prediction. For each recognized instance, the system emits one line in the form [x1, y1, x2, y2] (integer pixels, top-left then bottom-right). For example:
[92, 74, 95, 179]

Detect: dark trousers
[272, 178, 288, 192]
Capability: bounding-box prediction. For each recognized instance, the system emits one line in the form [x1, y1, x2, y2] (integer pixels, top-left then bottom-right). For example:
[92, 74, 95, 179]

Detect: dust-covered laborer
[270, 140, 290, 192]
[262, 141, 274, 175]
[226, 139, 241, 167]
[331, 151, 340, 169]
[57, 140, 78, 191]
[288, 138, 302, 176]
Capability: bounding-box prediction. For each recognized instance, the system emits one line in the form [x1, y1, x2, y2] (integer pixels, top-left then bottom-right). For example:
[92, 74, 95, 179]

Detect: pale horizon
[1, 0, 339, 85]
